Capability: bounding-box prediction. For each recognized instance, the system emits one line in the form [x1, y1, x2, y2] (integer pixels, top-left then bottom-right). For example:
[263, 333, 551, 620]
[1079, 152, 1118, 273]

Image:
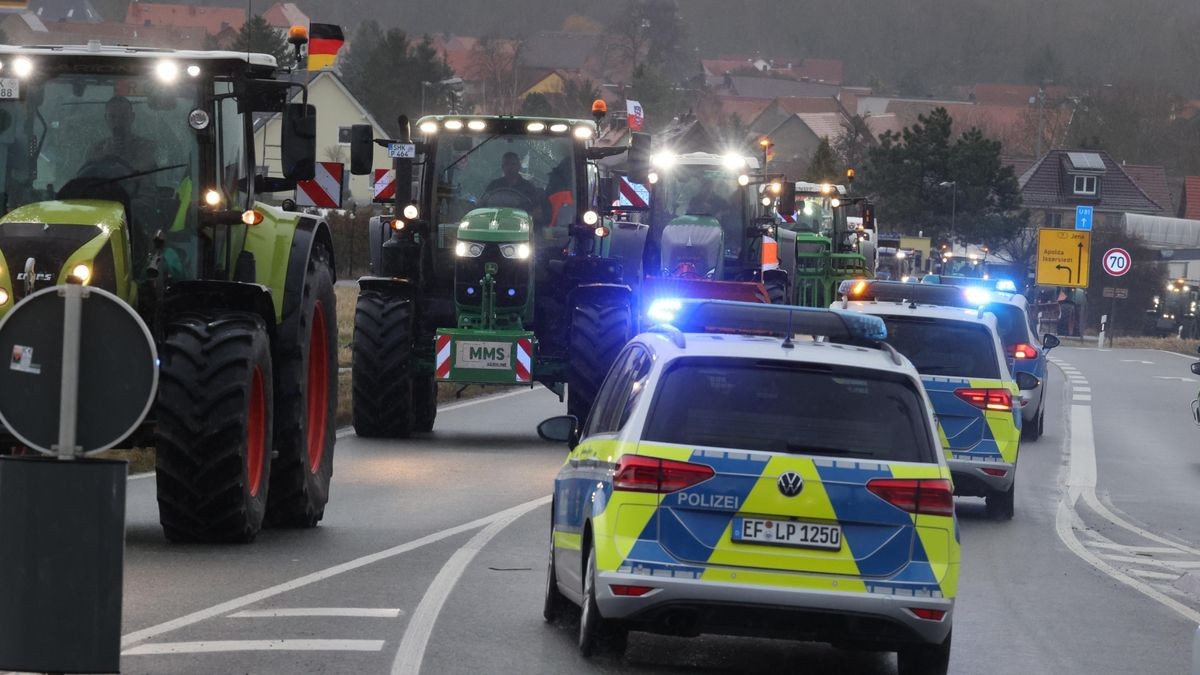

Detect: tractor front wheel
[267, 246, 338, 528]
[567, 302, 632, 422]
[155, 312, 274, 543]
[352, 290, 415, 438]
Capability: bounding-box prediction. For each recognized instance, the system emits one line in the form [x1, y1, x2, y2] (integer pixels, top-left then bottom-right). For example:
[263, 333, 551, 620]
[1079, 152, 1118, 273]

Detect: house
[27, 0, 102, 23]
[747, 96, 845, 136]
[703, 56, 844, 86]
[261, 2, 306, 30]
[1120, 164, 1173, 214]
[720, 75, 839, 100]
[756, 113, 849, 179]
[519, 31, 602, 78]
[1018, 149, 1165, 230]
[1179, 177, 1200, 220]
[125, 1, 245, 35]
[254, 71, 393, 208]
[970, 82, 1071, 107]
[2, 11, 206, 48]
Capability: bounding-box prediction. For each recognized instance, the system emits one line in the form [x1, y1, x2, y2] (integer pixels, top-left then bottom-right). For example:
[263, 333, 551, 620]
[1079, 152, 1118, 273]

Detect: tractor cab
[774, 180, 876, 307]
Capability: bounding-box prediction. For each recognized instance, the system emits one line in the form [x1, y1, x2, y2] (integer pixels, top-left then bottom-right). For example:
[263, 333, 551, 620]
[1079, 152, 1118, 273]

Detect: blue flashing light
[466, 287, 476, 296]
[963, 287, 992, 306]
[507, 288, 517, 297]
[994, 279, 1018, 293]
[647, 297, 683, 324]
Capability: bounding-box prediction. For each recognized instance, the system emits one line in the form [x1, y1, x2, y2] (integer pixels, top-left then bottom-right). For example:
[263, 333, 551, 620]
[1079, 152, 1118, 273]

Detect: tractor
[0, 42, 338, 543]
[775, 180, 876, 307]
[639, 151, 784, 309]
[348, 112, 652, 427]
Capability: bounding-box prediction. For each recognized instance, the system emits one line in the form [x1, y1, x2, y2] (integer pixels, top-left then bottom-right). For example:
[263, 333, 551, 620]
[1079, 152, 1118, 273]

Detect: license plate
[0, 78, 19, 100]
[732, 517, 842, 550]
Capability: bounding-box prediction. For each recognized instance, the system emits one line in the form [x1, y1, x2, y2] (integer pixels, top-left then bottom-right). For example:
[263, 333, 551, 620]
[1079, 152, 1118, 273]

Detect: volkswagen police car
[538, 300, 958, 674]
[838, 280, 1031, 519]
[921, 276, 1060, 439]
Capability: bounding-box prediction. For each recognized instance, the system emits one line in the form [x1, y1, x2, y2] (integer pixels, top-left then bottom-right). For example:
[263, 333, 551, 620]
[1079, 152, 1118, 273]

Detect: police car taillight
[954, 388, 1013, 412]
[613, 455, 715, 493]
[866, 478, 954, 517]
[1007, 343, 1038, 360]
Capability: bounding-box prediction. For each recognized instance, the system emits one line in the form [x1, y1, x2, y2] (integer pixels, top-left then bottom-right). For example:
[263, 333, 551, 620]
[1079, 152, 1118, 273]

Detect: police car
[837, 280, 1035, 519]
[920, 277, 1060, 439]
[538, 300, 958, 674]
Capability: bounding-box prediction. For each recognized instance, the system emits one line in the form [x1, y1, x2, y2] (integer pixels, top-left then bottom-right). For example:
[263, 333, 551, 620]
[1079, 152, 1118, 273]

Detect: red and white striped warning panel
[435, 334, 452, 380]
[617, 176, 649, 209]
[295, 162, 344, 209]
[515, 338, 532, 383]
[373, 169, 396, 203]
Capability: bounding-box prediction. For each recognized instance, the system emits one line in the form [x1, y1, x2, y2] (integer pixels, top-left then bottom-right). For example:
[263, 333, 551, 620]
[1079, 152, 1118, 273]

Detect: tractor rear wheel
[413, 375, 438, 433]
[567, 302, 632, 422]
[266, 246, 338, 528]
[155, 312, 274, 543]
[352, 290, 415, 438]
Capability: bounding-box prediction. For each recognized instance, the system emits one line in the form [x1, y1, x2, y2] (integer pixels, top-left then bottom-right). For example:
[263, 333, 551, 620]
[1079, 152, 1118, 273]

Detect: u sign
[1103, 248, 1131, 277]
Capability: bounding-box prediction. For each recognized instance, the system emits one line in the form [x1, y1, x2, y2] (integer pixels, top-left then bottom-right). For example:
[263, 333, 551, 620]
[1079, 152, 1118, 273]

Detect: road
[92, 347, 1200, 673]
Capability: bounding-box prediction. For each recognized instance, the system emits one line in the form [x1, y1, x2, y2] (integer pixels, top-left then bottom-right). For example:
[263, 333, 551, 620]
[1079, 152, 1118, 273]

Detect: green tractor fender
[242, 203, 336, 324]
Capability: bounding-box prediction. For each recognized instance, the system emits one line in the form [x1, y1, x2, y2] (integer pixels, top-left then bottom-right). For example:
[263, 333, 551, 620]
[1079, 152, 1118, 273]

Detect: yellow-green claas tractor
[0, 43, 339, 543]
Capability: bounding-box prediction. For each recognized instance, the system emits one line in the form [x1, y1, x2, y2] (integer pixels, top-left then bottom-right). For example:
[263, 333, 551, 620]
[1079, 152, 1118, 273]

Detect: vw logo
[777, 471, 804, 497]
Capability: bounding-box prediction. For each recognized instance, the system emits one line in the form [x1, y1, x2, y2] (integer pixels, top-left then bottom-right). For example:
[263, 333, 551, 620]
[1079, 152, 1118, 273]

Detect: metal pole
[950, 183, 957, 253]
[56, 283, 84, 460]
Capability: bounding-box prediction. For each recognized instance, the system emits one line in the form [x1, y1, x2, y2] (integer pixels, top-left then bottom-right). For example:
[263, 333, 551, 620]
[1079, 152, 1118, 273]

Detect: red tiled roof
[1003, 156, 1038, 179]
[9, 17, 207, 48]
[794, 58, 843, 85]
[125, 2, 244, 35]
[1122, 164, 1173, 213]
[262, 2, 307, 29]
[773, 96, 841, 115]
[1018, 149, 1164, 214]
[713, 96, 775, 124]
[972, 82, 1070, 106]
[1183, 177, 1200, 219]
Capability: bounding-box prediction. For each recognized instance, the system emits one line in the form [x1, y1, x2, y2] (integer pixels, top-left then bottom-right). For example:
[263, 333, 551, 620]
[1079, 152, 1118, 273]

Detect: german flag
[307, 23, 345, 71]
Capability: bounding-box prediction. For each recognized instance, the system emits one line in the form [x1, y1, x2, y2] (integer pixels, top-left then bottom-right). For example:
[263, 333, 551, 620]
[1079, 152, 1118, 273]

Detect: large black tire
[155, 312, 274, 543]
[352, 289, 415, 438]
[413, 374, 438, 433]
[897, 630, 951, 675]
[266, 245, 338, 528]
[543, 506, 573, 622]
[567, 302, 632, 422]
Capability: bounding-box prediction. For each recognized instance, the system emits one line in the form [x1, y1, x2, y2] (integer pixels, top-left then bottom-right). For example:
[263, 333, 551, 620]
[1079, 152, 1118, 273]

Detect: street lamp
[938, 180, 957, 254]
[421, 77, 465, 115]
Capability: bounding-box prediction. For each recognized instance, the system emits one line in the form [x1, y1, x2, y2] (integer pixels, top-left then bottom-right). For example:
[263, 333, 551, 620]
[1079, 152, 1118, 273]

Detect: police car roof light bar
[663, 299, 888, 346]
[839, 279, 974, 309]
[647, 323, 686, 349]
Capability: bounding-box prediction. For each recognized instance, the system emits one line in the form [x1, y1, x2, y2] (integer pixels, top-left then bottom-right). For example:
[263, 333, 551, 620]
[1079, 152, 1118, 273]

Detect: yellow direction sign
[1036, 228, 1091, 288]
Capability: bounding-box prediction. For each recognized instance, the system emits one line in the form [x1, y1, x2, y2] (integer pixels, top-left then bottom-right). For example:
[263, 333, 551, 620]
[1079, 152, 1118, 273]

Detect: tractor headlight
[71, 263, 91, 284]
[455, 241, 484, 258]
[403, 204, 419, 220]
[582, 210, 599, 225]
[500, 243, 531, 260]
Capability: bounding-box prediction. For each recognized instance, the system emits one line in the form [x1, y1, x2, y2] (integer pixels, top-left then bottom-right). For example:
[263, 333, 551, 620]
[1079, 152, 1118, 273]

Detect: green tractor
[775, 180, 875, 307]
[349, 113, 652, 429]
[0, 44, 339, 543]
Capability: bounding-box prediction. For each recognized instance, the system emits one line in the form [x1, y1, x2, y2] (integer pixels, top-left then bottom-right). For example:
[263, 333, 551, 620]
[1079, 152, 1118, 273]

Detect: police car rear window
[880, 316, 1001, 379]
[643, 358, 936, 463]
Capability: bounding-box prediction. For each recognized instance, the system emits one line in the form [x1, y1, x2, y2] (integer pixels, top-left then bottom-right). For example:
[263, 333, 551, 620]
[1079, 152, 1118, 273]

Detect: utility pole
[1035, 83, 1047, 158]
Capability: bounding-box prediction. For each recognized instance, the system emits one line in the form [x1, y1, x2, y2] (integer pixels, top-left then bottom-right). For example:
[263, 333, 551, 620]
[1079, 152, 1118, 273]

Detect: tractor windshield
[654, 165, 749, 258]
[788, 196, 836, 235]
[432, 131, 577, 248]
[0, 70, 202, 273]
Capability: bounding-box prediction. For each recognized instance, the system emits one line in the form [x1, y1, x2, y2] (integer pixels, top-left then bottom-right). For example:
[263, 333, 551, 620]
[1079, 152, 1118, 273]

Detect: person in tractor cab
[86, 96, 158, 172]
[686, 176, 727, 216]
[485, 151, 546, 224]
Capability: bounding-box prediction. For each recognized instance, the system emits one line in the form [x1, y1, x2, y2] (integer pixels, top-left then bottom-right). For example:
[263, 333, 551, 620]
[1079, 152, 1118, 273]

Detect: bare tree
[468, 36, 524, 114]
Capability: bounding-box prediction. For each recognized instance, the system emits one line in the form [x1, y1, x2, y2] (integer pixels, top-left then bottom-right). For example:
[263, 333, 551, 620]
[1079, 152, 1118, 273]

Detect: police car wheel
[986, 484, 1015, 520]
[579, 545, 627, 657]
[897, 630, 951, 675]
[1037, 407, 1045, 438]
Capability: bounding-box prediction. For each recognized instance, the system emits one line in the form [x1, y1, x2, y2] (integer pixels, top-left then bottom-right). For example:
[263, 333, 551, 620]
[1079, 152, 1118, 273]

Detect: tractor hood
[0, 199, 129, 308]
[457, 207, 532, 243]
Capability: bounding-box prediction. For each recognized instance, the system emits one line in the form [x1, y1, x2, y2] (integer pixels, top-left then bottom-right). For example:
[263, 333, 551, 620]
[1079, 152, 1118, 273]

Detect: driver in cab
[85, 96, 157, 172]
[486, 151, 545, 223]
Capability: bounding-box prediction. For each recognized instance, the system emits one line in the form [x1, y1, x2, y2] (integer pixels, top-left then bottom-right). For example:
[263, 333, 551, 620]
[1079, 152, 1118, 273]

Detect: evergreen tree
[232, 15, 294, 69]
[805, 137, 842, 183]
[340, 21, 454, 135]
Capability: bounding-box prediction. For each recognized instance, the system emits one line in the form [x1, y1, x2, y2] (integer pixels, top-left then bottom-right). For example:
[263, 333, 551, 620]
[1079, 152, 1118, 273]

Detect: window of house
[1045, 211, 1063, 228]
[1073, 175, 1097, 195]
[338, 126, 352, 145]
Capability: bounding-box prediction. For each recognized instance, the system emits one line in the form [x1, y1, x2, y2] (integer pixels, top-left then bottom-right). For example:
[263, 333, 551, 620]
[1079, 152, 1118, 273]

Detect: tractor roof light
[573, 125, 593, 139]
[527, 121, 546, 132]
[651, 151, 676, 168]
[722, 153, 746, 169]
[444, 119, 464, 130]
[419, 121, 439, 134]
[12, 57, 32, 79]
[155, 60, 179, 83]
[820, 183, 833, 195]
[550, 123, 569, 133]
[467, 120, 487, 131]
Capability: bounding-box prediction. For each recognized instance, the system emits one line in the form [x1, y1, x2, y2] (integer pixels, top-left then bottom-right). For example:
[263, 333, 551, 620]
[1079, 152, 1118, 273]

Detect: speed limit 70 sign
[1103, 248, 1131, 277]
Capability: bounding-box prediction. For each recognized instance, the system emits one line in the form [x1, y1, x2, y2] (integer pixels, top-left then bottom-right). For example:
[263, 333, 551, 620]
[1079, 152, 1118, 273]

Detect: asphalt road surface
[47, 346, 1200, 673]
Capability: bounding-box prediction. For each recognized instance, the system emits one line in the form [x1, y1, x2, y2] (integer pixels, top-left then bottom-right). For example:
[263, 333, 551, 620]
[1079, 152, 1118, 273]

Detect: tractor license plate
[0, 79, 19, 100]
[455, 341, 512, 370]
[732, 518, 842, 551]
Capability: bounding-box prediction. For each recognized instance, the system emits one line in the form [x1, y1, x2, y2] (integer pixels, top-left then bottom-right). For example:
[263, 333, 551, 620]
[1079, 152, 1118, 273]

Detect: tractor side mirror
[778, 181, 796, 216]
[628, 131, 651, 184]
[349, 124, 374, 175]
[281, 103, 316, 181]
[862, 202, 877, 231]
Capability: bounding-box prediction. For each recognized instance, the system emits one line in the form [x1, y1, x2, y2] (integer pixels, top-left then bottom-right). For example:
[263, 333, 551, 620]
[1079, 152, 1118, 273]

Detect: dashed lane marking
[228, 608, 403, 618]
[124, 640, 385, 655]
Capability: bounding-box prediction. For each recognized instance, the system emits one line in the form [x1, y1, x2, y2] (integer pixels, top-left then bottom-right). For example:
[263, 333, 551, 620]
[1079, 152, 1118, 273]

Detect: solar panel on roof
[1066, 152, 1105, 171]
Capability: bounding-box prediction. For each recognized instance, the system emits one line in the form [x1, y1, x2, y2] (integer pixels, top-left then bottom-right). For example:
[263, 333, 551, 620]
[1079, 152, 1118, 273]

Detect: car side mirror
[1191, 362, 1200, 377]
[1042, 334, 1060, 350]
[537, 415, 579, 447]
[1015, 372, 1041, 391]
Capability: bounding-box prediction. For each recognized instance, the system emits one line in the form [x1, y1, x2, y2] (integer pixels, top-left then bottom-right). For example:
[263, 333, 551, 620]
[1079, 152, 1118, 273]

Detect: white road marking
[228, 608, 403, 618]
[1074, 387, 1092, 394]
[1101, 555, 1200, 571]
[1067, 405, 1096, 489]
[391, 495, 550, 675]
[1127, 569, 1183, 581]
[1073, 394, 1093, 402]
[124, 639, 385, 655]
[1154, 376, 1198, 383]
[1155, 350, 1197, 361]
[1087, 541, 1190, 555]
[1083, 489, 1200, 557]
[121, 496, 550, 648]
[1120, 360, 1155, 365]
